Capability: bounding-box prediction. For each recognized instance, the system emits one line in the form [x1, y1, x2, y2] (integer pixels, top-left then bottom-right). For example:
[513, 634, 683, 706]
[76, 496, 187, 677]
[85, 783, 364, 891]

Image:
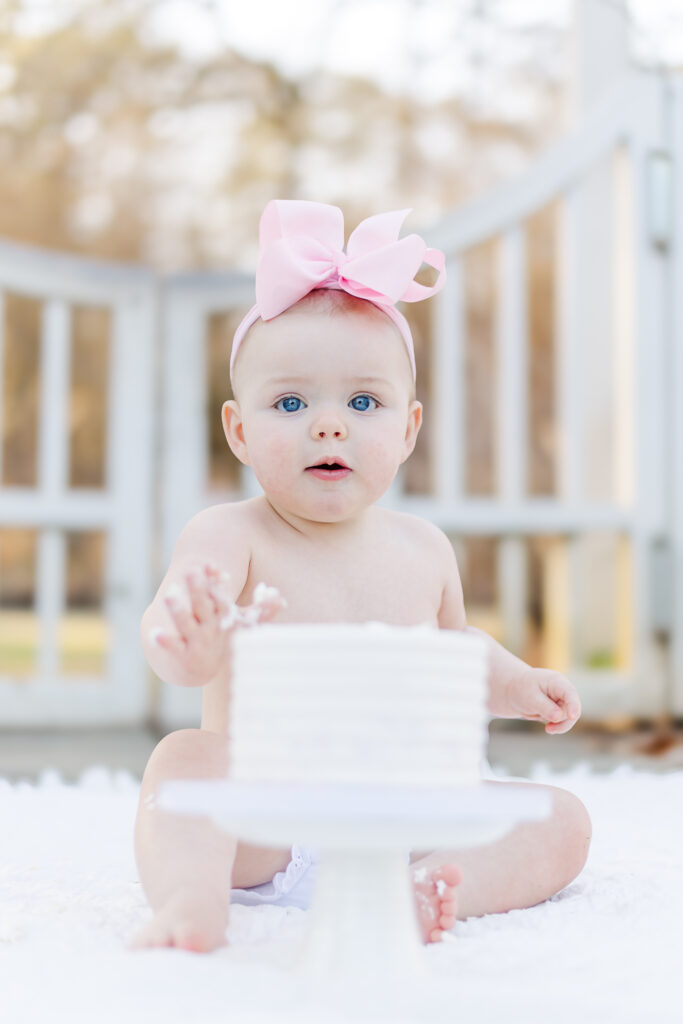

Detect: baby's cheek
[255, 439, 297, 488]
[367, 437, 402, 481]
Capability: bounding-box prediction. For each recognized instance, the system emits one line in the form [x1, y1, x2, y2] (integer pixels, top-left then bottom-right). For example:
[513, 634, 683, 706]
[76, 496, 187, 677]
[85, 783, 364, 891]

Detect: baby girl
[132, 200, 591, 952]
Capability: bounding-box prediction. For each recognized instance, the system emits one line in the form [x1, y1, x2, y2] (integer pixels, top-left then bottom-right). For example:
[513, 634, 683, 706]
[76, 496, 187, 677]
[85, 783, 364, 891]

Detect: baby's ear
[401, 400, 422, 462]
[222, 400, 250, 465]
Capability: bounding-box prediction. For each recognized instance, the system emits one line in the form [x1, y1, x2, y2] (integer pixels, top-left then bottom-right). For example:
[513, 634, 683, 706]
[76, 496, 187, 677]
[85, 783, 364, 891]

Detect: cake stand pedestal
[159, 779, 551, 1005]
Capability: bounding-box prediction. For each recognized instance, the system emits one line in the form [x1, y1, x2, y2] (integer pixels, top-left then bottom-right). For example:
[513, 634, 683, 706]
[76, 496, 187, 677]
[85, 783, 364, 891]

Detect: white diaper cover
[230, 844, 320, 911]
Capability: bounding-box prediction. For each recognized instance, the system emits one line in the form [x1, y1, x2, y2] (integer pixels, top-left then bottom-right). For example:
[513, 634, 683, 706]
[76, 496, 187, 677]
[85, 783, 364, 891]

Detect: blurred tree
[0, 0, 564, 608]
[0, 0, 562, 267]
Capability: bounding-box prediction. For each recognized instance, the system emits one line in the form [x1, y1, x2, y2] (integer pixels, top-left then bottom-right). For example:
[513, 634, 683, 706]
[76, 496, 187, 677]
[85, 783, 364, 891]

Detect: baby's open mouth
[306, 461, 352, 475]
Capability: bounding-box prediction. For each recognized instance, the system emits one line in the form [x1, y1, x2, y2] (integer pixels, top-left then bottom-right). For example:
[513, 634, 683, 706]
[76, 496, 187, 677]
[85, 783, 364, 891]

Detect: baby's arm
[140, 505, 282, 687]
[470, 627, 582, 734]
[432, 524, 581, 734]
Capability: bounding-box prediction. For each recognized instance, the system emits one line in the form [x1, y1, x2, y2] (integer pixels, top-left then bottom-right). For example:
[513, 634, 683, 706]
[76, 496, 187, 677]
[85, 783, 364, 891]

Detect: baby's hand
[506, 668, 581, 734]
[217, 582, 286, 630]
[149, 563, 285, 684]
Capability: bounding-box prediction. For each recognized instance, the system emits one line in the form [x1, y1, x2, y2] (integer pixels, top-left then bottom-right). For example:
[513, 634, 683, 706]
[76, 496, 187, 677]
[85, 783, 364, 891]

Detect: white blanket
[1, 763, 681, 1024]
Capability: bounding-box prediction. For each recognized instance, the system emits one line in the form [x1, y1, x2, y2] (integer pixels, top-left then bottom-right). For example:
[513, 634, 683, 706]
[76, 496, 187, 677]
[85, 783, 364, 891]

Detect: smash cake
[228, 622, 489, 788]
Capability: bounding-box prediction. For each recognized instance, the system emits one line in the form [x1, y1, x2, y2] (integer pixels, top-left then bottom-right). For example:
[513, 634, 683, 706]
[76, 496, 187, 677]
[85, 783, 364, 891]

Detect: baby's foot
[411, 862, 462, 943]
[129, 887, 229, 953]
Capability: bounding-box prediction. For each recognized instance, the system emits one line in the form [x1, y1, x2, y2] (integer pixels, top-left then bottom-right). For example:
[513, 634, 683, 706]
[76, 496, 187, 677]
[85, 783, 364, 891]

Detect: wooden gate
[158, 69, 683, 729]
[0, 241, 156, 724]
[1, 72, 682, 728]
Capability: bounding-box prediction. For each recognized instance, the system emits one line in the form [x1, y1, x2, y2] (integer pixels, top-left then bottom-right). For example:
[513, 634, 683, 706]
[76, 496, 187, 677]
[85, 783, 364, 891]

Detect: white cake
[228, 622, 489, 788]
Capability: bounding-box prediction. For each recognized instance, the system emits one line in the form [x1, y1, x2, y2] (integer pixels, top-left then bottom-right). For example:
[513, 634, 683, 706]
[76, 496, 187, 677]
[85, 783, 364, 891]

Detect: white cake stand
[159, 778, 551, 1003]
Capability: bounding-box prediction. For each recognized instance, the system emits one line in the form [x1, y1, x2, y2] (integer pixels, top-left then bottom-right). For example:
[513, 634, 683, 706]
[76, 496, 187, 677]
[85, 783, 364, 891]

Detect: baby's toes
[434, 865, 461, 936]
[129, 917, 172, 950]
[433, 863, 462, 895]
[439, 900, 457, 930]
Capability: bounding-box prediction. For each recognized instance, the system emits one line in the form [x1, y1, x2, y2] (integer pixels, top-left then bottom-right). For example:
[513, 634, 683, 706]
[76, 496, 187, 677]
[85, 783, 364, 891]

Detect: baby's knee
[548, 786, 592, 884]
[143, 728, 229, 785]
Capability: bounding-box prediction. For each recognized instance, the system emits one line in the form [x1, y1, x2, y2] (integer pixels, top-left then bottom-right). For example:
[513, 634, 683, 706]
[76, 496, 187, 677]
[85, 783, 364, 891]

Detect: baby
[132, 200, 591, 952]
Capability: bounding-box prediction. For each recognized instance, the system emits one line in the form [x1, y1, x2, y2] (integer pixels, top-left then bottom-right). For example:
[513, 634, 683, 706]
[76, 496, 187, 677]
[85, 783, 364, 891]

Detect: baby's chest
[245, 548, 442, 626]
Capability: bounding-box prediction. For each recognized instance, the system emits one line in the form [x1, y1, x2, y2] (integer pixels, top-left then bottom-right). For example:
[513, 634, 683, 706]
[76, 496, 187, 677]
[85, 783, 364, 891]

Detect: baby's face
[223, 305, 422, 524]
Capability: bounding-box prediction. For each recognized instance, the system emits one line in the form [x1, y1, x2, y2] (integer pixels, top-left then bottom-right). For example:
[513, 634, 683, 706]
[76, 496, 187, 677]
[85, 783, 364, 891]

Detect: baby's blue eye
[349, 394, 378, 412]
[276, 396, 306, 413]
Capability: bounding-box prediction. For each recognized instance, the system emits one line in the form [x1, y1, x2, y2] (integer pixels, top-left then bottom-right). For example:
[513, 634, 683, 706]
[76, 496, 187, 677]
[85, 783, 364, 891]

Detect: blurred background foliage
[1, 0, 670, 627]
[0, 0, 569, 611]
[0, 0, 566, 265]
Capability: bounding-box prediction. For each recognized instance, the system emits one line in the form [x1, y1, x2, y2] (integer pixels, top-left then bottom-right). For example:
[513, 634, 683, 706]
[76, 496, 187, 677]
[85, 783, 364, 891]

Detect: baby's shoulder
[374, 507, 452, 555]
[182, 496, 255, 534]
[172, 497, 257, 566]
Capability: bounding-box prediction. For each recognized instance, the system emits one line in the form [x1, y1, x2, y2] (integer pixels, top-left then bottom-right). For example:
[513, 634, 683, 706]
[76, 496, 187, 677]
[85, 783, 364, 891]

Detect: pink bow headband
[230, 200, 447, 381]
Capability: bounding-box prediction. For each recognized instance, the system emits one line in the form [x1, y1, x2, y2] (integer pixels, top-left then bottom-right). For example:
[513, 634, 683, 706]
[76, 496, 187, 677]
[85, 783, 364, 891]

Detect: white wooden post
[158, 273, 254, 730]
[106, 289, 158, 721]
[36, 528, 65, 680]
[0, 241, 157, 724]
[431, 255, 464, 501]
[161, 287, 209, 550]
[612, 144, 637, 678]
[39, 300, 71, 496]
[568, 0, 630, 125]
[496, 226, 528, 656]
[36, 300, 71, 682]
[548, 188, 583, 675]
[0, 291, 5, 487]
[627, 76, 673, 718]
[566, 0, 631, 678]
[670, 81, 683, 716]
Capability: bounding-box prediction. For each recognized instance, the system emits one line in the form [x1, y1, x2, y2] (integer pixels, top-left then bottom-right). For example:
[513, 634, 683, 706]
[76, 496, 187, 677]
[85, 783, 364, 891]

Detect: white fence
[1, 68, 682, 728]
[423, 71, 682, 725]
[0, 244, 156, 723]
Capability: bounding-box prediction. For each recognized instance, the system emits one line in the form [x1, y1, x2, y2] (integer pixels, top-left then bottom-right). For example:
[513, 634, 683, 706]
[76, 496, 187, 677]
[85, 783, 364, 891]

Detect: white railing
[0, 240, 156, 724]
[158, 70, 681, 727]
[670, 78, 683, 720]
[1, 68, 680, 728]
[414, 70, 675, 721]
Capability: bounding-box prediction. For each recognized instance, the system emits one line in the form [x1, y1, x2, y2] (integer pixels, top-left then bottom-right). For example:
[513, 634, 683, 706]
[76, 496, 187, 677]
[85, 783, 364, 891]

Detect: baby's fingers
[163, 584, 196, 640]
[530, 693, 567, 724]
[545, 702, 579, 734]
[227, 584, 286, 629]
[210, 587, 242, 632]
[184, 567, 216, 622]
[545, 717, 575, 735]
[149, 627, 186, 659]
[247, 583, 287, 625]
[255, 595, 287, 624]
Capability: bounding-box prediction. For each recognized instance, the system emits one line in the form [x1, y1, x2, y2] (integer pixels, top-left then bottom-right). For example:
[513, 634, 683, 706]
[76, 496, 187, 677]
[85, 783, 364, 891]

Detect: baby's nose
[311, 411, 348, 440]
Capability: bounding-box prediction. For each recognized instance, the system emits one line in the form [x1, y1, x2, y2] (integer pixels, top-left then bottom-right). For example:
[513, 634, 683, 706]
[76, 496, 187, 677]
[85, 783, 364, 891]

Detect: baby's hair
[289, 288, 387, 320]
[230, 288, 416, 400]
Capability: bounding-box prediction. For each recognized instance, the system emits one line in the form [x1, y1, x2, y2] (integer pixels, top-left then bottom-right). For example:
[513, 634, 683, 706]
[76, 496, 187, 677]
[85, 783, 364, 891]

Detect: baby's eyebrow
[264, 375, 393, 388]
[264, 376, 311, 386]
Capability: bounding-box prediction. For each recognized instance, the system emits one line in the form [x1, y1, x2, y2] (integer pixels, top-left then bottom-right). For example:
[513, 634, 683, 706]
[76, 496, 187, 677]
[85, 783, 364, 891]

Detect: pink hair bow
[230, 199, 447, 380]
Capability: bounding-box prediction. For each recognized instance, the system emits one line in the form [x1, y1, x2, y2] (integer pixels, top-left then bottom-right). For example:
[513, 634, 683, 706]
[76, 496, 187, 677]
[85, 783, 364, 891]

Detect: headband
[230, 200, 447, 381]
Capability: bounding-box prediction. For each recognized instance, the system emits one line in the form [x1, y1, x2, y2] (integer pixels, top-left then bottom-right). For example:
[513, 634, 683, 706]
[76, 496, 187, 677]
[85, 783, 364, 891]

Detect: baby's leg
[410, 781, 591, 941]
[131, 728, 291, 952]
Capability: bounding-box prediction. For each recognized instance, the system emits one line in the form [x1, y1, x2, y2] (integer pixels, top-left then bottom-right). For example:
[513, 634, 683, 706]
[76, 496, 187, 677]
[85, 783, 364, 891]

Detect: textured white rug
[1, 763, 682, 1024]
